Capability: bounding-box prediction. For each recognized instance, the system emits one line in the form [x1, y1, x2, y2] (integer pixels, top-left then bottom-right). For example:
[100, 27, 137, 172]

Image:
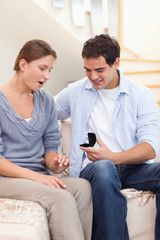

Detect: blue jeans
[80, 160, 160, 240]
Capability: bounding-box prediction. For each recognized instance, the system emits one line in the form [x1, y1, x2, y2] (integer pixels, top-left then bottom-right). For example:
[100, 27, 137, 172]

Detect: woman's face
[21, 55, 55, 91]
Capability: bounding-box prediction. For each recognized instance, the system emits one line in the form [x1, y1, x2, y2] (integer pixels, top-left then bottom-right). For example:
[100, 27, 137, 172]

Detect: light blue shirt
[55, 71, 160, 177]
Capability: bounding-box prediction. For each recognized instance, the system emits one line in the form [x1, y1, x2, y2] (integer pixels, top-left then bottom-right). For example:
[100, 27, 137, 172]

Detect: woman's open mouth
[38, 81, 44, 87]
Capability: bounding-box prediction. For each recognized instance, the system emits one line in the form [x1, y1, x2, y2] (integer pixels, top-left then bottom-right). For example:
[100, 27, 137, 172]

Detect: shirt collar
[118, 70, 130, 96]
[85, 78, 96, 91]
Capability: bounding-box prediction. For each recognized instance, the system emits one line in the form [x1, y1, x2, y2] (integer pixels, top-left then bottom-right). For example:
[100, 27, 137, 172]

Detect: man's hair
[14, 39, 57, 71]
[82, 34, 120, 66]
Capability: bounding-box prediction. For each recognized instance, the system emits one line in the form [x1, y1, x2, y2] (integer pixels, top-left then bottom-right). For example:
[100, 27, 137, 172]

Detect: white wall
[33, 0, 92, 43]
[0, 0, 85, 96]
[123, 0, 160, 59]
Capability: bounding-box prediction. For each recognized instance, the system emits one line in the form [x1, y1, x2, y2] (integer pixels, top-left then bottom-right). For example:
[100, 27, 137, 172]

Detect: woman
[0, 39, 92, 240]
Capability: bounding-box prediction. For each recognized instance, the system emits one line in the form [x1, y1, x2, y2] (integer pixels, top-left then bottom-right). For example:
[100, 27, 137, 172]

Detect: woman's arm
[0, 157, 67, 188]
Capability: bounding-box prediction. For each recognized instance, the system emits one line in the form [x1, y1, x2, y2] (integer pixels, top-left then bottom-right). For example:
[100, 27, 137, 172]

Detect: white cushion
[0, 223, 41, 240]
[0, 199, 50, 240]
[121, 189, 156, 240]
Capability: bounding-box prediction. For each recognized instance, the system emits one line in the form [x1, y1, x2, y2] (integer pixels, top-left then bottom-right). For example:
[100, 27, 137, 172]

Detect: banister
[121, 58, 160, 63]
[123, 70, 160, 75]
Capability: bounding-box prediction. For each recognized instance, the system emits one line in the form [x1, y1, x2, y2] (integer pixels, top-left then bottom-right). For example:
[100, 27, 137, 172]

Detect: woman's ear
[19, 59, 27, 71]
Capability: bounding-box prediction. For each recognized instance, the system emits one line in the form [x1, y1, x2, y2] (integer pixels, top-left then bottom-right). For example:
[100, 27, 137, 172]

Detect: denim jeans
[80, 160, 160, 240]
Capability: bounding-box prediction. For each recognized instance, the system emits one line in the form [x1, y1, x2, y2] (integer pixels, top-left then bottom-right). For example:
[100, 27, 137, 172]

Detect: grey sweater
[0, 89, 61, 175]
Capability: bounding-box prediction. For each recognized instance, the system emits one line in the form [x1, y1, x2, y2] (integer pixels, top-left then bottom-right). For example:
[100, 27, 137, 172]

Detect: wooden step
[145, 85, 160, 88]
[123, 70, 160, 75]
[121, 58, 160, 63]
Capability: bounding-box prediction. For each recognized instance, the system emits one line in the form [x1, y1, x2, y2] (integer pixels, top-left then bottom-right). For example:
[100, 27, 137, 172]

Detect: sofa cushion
[0, 223, 41, 240]
[0, 199, 50, 240]
[121, 189, 156, 240]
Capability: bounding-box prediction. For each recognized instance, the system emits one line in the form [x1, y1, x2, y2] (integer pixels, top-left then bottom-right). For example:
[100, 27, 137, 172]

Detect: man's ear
[19, 59, 27, 71]
[114, 57, 120, 69]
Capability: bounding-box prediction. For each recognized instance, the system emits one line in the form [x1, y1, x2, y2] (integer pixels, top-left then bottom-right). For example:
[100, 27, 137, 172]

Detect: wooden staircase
[120, 57, 160, 115]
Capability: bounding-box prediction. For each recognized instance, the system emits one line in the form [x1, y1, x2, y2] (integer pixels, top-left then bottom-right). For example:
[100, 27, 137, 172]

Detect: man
[55, 34, 160, 240]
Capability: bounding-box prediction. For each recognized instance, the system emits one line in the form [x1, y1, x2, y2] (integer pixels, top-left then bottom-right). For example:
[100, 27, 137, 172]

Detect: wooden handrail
[118, 0, 123, 48]
[121, 58, 160, 63]
[121, 46, 139, 59]
[145, 85, 160, 88]
[123, 70, 160, 75]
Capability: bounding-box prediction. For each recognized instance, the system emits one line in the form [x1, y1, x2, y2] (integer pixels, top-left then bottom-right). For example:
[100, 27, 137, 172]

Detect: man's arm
[55, 87, 71, 120]
[80, 138, 155, 165]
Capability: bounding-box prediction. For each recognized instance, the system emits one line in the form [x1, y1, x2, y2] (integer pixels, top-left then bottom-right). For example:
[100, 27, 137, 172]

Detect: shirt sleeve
[55, 87, 71, 120]
[136, 88, 160, 155]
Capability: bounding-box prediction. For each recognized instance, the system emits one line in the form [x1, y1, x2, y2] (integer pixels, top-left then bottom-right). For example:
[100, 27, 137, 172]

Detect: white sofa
[0, 119, 157, 240]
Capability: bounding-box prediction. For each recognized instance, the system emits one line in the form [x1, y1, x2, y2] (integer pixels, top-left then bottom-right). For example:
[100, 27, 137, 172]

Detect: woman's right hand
[33, 173, 66, 188]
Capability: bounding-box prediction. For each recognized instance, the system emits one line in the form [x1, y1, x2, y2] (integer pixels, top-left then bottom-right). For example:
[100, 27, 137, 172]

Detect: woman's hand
[0, 156, 67, 188]
[33, 172, 67, 188]
[52, 154, 72, 174]
[45, 152, 72, 174]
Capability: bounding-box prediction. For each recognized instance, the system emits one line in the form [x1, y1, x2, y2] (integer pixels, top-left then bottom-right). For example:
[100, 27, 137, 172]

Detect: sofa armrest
[0, 199, 50, 240]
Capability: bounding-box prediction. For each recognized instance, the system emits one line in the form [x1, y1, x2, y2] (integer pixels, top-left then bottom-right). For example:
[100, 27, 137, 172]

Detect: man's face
[83, 56, 120, 90]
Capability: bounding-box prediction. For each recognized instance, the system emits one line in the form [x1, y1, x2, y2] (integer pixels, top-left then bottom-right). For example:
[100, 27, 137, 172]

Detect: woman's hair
[82, 34, 120, 66]
[14, 39, 57, 71]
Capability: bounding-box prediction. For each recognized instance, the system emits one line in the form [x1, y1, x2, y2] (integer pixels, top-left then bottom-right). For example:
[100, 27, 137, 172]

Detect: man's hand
[80, 137, 112, 162]
[80, 138, 156, 165]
